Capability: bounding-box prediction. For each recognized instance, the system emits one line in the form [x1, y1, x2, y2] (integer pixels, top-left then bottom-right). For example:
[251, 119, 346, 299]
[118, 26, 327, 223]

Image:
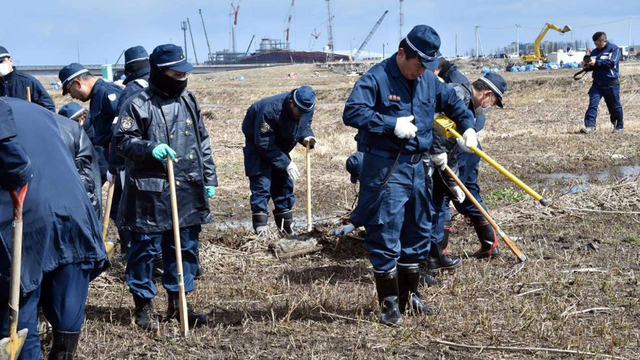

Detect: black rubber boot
[165, 292, 209, 328]
[442, 220, 451, 254]
[419, 265, 442, 287]
[427, 241, 461, 270]
[252, 212, 269, 235]
[48, 331, 80, 360]
[471, 221, 499, 259]
[373, 269, 403, 326]
[397, 263, 438, 316]
[133, 295, 159, 331]
[273, 209, 294, 235]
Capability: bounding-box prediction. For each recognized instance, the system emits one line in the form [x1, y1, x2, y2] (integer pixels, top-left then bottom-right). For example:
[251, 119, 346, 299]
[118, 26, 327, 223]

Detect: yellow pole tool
[434, 115, 549, 206]
[444, 165, 527, 262]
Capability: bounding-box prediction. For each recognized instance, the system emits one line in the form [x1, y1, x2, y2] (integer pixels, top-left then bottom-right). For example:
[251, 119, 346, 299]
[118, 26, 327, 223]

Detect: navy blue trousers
[0, 263, 91, 360]
[358, 153, 431, 272]
[249, 165, 295, 213]
[431, 149, 488, 245]
[584, 83, 623, 130]
[126, 225, 200, 299]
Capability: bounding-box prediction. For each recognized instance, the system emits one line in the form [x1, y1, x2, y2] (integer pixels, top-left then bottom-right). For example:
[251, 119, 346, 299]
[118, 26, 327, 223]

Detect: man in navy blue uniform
[0, 98, 107, 359]
[109, 46, 151, 261]
[581, 32, 624, 133]
[115, 44, 216, 331]
[343, 25, 476, 326]
[58, 63, 122, 180]
[241, 86, 316, 235]
[428, 74, 509, 271]
[0, 46, 55, 111]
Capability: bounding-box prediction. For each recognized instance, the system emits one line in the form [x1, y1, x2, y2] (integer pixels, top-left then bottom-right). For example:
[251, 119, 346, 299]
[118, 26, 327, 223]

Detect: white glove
[333, 224, 356, 236]
[456, 128, 478, 153]
[450, 184, 466, 203]
[393, 115, 417, 139]
[106, 171, 115, 183]
[430, 153, 448, 170]
[287, 161, 300, 181]
[303, 136, 317, 149]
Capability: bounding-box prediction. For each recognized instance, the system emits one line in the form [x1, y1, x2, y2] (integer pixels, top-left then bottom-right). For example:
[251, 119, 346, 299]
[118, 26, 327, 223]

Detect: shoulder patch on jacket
[260, 122, 271, 134]
[108, 93, 117, 102]
[121, 116, 133, 130]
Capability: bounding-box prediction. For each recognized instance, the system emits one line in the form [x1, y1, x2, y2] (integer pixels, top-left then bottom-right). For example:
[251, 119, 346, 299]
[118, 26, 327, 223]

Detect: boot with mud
[48, 331, 80, 360]
[397, 263, 438, 315]
[471, 220, 499, 259]
[426, 240, 461, 271]
[165, 292, 209, 328]
[373, 268, 403, 326]
[252, 212, 269, 236]
[133, 295, 159, 331]
[273, 209, 294, 236]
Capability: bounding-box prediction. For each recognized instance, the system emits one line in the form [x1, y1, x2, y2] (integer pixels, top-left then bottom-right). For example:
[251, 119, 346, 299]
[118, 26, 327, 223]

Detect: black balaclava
[149, 61, 187, 98]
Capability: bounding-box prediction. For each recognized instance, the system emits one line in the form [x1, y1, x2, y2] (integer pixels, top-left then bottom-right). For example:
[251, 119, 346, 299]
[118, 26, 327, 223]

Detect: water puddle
[538, 165, 640, 184]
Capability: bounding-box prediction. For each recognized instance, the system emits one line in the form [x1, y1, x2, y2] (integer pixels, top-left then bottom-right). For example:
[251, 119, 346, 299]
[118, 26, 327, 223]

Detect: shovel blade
[0, 328, 29, 360]
[105, 241, 116, 260]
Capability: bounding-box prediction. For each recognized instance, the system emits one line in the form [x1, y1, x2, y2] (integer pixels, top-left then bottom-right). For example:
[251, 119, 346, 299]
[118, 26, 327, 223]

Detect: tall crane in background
[398, 0, 404, 41]
[284, 0, 295, 48]
[354, 10, 388, 59]
[230, 1, 241, 54]
[187, 18, 198, 65]
[308, 16, 334, 51]
[181, 21, 188, 60]
[325, 0, 334, 60]
[199, 9, 214, 64]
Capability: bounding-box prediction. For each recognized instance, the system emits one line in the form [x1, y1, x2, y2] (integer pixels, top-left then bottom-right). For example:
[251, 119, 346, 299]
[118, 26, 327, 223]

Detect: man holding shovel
[0, 98, 107, 359]
[114, 44, 216, 331]
[241, 86, 316, 236]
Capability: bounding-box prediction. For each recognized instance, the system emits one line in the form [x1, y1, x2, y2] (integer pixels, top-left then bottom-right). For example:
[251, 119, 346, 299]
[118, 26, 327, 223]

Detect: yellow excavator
[521, 22, 572, 63]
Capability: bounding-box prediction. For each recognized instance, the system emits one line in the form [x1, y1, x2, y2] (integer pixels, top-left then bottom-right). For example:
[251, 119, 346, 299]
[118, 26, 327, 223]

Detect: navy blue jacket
[0, 99, 33, 191]
[589, 42, 621, 86]
[89, 78, 122, 147]
[439, 61, 469, 86]
[241, 91, 314, 176]
[0, 68, 55, 112]
[0, 98, 107, 294]
[110, 76, 149, 172]
[343, 54, 474, 155]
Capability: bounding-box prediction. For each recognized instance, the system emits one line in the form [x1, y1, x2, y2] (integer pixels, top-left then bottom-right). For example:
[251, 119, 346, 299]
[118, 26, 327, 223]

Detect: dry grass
[44, 61, 640, 359]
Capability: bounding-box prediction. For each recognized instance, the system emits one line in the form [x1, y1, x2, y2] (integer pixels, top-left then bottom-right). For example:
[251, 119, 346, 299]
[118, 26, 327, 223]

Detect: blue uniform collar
[89, 78, 105, 99]
[388, 54, 403, 79]
[123, 70, 150, 86]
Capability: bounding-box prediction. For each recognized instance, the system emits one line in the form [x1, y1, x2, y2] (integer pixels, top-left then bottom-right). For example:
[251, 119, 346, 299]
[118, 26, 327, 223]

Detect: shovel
[305, 142, 312, 232]
[167, 159, 189, 337]
[443, 165, 527, 262]
[434, 115, 550, 206]
[25, 87, 31, 103]
[0, 184, 29, 360]
[101, 180, 116, 260]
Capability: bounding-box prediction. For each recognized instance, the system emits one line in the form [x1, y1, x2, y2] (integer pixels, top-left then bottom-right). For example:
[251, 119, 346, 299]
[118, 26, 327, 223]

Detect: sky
[2, 0, 639, 65]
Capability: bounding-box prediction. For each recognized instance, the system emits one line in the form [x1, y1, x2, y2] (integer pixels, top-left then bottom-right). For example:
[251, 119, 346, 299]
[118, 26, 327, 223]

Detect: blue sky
[1, 0, 639, 65]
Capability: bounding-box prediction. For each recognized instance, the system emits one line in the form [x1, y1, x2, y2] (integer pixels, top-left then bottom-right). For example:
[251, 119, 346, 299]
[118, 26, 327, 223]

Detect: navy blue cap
[124, 46, 149, 66]
[58, 102, 86, 120]
[58, 63, 90, 95]
[405, 25, 441, 70]
[479, 73, 507, 108]
[150, 44, 193, 73]
[292, 86, 315, 114]
[346, 152, 363, 184]
[0, 46, 9, 60]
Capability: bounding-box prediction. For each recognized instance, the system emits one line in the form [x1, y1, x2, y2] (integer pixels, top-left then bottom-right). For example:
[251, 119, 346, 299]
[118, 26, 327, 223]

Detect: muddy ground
[46, 61, 640, 359]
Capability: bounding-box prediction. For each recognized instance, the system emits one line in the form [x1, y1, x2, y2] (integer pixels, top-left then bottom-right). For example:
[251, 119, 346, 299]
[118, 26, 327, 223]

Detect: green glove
[152, 144, 176, 161]
[205, 186, 216, 198]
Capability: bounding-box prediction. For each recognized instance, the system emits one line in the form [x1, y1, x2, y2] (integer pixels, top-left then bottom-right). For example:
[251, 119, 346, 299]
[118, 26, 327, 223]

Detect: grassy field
[46, 61, 640, 359]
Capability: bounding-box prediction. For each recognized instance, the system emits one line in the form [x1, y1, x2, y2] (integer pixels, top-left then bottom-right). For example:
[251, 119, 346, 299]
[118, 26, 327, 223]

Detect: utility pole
[515, 24, 520, 56]
[326, 0, 334, 61]
[629, 18, 632, 48]
[181, 21, 188, 60]
[475, 26, 479, 58]
[455, 33, 458, 57]
[187, 18, 198, 65]
[399, 0, 404, 41]
[199, 9, 213, 64]
[76, 40, 80, 62]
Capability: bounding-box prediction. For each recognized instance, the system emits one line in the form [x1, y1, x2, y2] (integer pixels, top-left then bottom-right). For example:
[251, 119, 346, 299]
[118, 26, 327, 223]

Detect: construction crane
[284, 0, 294, 46]
[354, 10, 388, 59]
[187, 18, 198, 65]
[325, 0, 334, 60]
[308, 16, 334, 51]
[230, 1, 242, 54]
[521, 22, 571, 63]
[199, 9, 214, 64]
[245, 35, 255, 56]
